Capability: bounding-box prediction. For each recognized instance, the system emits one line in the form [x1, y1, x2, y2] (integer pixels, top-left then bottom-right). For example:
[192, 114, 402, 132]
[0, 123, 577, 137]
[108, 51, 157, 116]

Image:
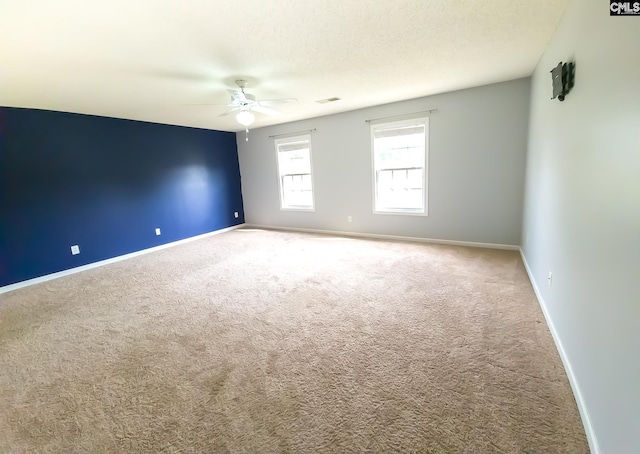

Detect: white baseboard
[0, 224, 244, 294]
[519, 248, 599, 454]
[245, 224, 520, 250]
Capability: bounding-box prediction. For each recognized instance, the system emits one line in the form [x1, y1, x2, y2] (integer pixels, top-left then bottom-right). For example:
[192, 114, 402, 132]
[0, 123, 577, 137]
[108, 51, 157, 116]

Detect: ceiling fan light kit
[236, 110, 255, 126]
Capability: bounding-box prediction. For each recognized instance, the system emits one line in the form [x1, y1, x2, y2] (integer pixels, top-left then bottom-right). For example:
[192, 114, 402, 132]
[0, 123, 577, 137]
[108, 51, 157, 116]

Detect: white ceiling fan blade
[226, 89, 244, 104]
[258, 98, 298, 107]
[218, 107, 240, 117]
[251, 105, 280, 116]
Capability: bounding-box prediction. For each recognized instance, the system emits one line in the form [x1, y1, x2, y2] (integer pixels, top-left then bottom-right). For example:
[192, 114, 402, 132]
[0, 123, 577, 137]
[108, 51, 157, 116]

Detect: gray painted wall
[521, 0, 640, 452]
[238, 78, 530, 245]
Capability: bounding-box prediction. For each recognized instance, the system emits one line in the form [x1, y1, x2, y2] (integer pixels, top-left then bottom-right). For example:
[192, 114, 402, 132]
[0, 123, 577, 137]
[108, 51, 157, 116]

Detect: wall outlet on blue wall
[155, 228, 161, 236]
[71, 245, 80, 255]
[234, 212, 239, 218]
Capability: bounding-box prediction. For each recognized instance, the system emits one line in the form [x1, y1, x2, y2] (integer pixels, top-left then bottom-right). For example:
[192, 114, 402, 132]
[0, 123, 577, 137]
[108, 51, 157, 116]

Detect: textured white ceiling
[0, 0, 571, 132]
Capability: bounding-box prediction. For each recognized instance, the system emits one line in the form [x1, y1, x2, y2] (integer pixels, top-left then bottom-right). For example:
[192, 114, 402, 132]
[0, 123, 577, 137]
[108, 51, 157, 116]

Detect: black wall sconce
[550, 61, 575, 101]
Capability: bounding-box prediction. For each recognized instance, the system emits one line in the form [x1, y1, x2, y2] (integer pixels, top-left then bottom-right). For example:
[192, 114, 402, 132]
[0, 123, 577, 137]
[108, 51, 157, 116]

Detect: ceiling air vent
[316, 97, 341, 104]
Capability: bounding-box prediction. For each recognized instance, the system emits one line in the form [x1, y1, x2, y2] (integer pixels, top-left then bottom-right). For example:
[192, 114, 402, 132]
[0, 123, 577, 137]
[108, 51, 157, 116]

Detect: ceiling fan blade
[258, 98, 298, 107]
[251, 105, 280, 116]
[237, 91, 247, 102]
[218, 107, 240, 117]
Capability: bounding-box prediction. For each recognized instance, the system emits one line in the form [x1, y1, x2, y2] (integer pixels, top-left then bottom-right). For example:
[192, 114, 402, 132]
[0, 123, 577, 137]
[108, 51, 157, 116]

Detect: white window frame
[371, 117, 429, 215]
[275, 134, 315, 211]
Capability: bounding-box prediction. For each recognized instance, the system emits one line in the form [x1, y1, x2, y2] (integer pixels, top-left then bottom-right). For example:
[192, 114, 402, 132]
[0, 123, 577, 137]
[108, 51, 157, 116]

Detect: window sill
[373, 209, 428, 216]
[280, 207, 316, 212]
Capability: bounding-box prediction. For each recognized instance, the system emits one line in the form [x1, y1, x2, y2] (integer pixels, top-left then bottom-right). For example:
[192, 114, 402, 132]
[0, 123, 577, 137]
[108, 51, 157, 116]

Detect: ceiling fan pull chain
[245, 128, 249, 141]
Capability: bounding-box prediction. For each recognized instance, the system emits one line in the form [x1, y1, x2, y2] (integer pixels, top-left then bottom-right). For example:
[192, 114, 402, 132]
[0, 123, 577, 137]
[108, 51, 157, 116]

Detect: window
[372, 117, 428, 214]
[275, 134, 315, 210]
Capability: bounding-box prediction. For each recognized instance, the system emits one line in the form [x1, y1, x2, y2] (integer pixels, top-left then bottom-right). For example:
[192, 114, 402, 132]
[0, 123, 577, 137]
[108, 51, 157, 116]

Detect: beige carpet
[0, 228, 588, 453]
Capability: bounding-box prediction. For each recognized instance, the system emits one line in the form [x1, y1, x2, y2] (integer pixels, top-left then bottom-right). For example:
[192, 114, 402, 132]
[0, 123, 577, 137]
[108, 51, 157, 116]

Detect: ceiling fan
[219, 80, 297, 128]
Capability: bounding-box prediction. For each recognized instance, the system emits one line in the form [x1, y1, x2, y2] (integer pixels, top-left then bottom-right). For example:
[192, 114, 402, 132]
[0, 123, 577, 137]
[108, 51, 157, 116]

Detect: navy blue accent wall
[0, 107, 244, 287]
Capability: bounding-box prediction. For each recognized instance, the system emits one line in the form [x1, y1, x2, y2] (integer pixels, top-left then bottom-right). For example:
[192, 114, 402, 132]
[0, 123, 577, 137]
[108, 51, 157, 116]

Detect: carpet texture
[0, 228, 588, 453]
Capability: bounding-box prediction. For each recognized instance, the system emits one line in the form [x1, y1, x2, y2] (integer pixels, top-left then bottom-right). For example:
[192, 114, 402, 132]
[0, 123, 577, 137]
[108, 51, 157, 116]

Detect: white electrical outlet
[548, 271, 553, 287]
[234, 212, 239, 218]
[155, 228, 161, 236]
[71, 245, 80, 255]
[347, 216, 352, 222]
